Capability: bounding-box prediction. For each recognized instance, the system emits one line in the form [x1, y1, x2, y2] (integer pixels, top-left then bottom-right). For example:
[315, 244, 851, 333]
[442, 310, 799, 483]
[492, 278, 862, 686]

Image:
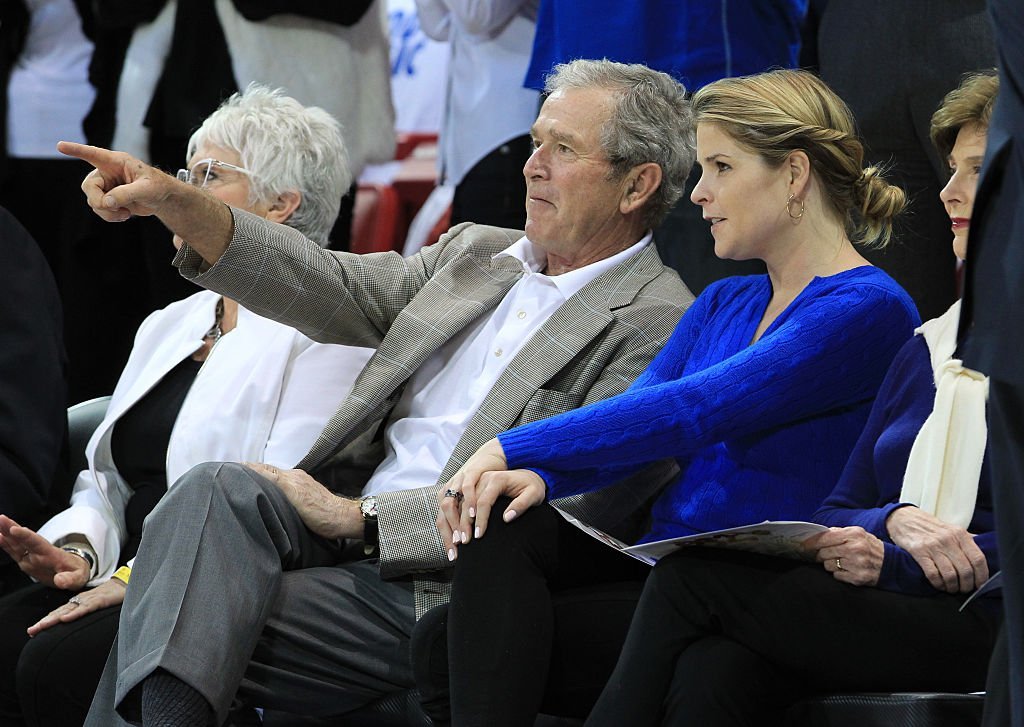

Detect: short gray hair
[545, 59, 694, 228]
[187, 84, 351, 245]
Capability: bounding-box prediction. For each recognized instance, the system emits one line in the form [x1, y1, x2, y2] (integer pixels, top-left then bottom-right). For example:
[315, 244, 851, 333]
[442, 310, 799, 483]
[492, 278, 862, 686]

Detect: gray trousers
[84, 462, 417, 726]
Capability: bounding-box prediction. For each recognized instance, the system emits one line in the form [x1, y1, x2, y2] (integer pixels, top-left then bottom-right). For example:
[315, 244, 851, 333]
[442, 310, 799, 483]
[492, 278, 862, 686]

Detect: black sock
[141, 669, 214, 727]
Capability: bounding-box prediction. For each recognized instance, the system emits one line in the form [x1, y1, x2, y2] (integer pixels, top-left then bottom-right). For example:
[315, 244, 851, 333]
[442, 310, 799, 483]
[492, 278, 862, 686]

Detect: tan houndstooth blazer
[176, 211, 692, 614]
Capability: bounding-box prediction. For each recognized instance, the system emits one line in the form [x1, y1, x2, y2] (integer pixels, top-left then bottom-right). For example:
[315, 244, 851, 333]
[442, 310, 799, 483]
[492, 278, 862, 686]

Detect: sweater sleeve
[812, 334, 1000, 594]
[877, 531, 1000, 595]
[500, 279, 917, 499]
[511, 287, 712, 496]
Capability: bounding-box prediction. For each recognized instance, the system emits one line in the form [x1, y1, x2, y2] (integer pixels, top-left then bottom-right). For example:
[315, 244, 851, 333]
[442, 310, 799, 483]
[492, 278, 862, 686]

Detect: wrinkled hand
[27, 579, 126, 637]
[437, 439, 546, 560]
[885, 506, 988, 593]
[245, 464, 361, 540]
[56, 141, 176, 222]
[803, 526, 884, 587]
[0, 515, 90, 590]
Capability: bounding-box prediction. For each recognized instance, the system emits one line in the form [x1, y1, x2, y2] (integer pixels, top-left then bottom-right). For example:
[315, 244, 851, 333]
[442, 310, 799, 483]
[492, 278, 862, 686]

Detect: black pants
[449, 135, 532, 231]
[444, 501, 650, 727]
[0, 583, 118, 727]
[588, 548, 1001, 727]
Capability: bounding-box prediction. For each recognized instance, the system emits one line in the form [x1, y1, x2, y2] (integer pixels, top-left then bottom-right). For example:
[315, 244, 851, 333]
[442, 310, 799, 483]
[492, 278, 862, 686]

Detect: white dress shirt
[364, 232, 652, 495]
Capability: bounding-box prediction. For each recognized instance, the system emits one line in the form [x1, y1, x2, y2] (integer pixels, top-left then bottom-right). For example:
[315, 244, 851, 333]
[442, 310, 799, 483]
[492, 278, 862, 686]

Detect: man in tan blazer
[62, 60, 695, 726]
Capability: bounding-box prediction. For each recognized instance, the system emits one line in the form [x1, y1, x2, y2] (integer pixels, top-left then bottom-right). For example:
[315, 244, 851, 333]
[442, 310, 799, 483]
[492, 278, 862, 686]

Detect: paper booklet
[551, 505, 828, 566]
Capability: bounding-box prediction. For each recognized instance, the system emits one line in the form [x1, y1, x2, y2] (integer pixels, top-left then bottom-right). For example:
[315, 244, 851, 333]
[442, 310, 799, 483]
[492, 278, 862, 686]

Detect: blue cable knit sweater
[813, 333, 996, 595]
[498, 267, 919, 542]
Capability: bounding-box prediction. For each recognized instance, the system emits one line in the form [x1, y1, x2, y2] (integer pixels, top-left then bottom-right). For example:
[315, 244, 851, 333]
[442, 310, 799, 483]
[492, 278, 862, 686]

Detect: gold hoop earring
[786, 194, 805, 220]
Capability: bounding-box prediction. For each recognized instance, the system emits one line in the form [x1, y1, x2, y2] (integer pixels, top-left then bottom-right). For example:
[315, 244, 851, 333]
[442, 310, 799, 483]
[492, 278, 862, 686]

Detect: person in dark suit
[0, 207, 68, 597]
[959, 2, 1024, 725]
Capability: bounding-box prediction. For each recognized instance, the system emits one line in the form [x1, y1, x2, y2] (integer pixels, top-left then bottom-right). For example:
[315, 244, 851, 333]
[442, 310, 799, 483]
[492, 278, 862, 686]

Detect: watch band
[360, 496, 379, 555]
[61, 545, 96, 576]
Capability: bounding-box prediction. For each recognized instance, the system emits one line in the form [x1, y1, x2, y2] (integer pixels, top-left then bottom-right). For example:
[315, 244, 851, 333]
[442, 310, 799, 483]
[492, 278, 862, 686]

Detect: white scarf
[898, 300, 988, 528]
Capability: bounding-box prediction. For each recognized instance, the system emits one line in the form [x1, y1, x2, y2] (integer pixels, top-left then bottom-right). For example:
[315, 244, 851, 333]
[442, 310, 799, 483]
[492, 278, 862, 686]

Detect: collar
[493, 232, 653, 300]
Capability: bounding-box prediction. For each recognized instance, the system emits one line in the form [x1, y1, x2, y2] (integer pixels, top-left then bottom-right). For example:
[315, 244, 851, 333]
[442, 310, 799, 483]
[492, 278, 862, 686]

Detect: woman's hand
[436, 439, 547, 559]
[0, 515, 91, 590]
[885, 506, 988, 593]
[803, 526, 884, 587]
[26, 579, 126, 637]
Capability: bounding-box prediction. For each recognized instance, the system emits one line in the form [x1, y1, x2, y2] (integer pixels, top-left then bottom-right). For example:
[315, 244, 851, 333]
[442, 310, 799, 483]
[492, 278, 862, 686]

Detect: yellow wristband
[111, 566, 131, 585]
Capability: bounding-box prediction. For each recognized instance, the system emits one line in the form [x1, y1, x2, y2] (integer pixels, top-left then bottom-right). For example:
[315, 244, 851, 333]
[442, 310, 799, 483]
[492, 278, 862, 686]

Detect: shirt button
[494, 348, 503, 357]
[517, 310, 527, 319]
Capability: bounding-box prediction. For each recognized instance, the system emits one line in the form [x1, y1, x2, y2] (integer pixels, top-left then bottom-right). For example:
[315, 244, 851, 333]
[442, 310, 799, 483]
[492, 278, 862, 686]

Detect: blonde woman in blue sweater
[577, 70, 1002, 727]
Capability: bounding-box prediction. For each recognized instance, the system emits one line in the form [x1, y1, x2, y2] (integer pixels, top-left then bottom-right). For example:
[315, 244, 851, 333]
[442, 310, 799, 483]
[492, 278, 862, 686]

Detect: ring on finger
[835, 557, 844, 571]
[443, 489, 464, 502]
[68, 596, 83, 606]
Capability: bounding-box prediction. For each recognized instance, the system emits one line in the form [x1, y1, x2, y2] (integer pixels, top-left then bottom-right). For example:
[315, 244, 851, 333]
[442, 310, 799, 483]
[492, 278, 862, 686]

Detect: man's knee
[147, 461, 274, 529]
[163, 461, 268, 505]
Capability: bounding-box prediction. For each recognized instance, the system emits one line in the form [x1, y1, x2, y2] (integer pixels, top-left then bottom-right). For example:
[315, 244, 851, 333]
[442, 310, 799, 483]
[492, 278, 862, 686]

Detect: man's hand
[803, 526, 884, 587]
[885, 506, 988, 593]
[56, 142, 176, 222]
[245, 464, 362, 540]
[57, 141, 233, 265]
[0, 515, 91, 590]
[27, 578, 126, 637]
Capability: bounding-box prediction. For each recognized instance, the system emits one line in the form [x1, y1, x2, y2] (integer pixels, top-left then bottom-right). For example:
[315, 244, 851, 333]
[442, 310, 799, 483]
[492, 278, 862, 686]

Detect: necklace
[204, 298, 225, 344]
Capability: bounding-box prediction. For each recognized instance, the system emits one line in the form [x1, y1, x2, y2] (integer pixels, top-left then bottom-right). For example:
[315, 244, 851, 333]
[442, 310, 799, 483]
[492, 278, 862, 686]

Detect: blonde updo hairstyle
[691, 69, 906, 248]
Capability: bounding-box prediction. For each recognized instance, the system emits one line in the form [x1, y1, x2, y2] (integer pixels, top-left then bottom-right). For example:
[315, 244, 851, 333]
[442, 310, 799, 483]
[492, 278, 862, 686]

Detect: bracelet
[111, 566, 131, 585]
[61, 545, 95, 574]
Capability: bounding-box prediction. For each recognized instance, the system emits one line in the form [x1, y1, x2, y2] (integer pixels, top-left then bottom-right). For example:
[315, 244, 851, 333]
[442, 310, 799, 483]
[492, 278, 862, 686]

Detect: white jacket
[38, 291, 373, 584]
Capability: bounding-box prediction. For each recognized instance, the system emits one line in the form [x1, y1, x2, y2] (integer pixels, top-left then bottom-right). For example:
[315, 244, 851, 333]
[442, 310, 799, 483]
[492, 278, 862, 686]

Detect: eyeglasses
[176, 158, 254, 189]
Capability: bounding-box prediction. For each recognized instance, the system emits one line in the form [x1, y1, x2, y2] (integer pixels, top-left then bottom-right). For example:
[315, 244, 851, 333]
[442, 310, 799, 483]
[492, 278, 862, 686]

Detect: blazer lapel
[299, 254, 525, 471]
[439, 243, 667, 482]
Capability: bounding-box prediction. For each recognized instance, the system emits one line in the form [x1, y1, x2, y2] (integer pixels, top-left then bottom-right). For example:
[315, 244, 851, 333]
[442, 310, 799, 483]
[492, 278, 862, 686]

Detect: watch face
[361, 496, 378, 518]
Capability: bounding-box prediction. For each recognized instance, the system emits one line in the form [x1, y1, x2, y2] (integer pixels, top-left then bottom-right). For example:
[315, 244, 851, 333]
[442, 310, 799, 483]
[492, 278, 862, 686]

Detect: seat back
[394, 132, 439, 161]
[351, 184, 401, 255]
[784, 692, 985, 727]
[66, 396, 111, 477]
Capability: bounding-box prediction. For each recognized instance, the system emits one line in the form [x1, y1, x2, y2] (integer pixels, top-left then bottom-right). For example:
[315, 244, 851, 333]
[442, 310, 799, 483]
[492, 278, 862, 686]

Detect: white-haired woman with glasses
[0, 85, 373, 727]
